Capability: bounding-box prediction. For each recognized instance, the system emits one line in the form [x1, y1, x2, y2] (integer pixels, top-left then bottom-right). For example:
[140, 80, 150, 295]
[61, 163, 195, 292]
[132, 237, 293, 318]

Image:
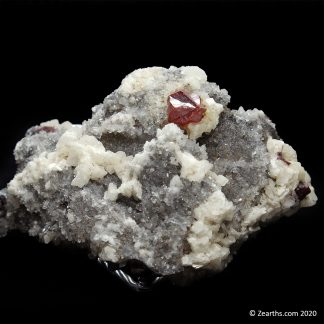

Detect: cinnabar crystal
[167, 91, 205, 127]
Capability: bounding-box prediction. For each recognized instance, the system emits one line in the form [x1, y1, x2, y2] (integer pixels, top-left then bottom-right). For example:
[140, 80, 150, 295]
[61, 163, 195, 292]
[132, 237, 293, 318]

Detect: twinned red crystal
[167, 91, 205, 127]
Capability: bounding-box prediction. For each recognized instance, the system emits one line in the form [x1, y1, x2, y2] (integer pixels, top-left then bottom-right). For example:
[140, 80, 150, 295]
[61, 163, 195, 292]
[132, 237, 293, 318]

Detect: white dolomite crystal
[0, 66, 317, 284]
[187, 96, 223, 140]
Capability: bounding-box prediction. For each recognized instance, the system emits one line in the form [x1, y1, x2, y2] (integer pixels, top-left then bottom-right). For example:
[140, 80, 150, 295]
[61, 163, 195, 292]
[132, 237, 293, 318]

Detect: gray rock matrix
[0, 66, 317, 277]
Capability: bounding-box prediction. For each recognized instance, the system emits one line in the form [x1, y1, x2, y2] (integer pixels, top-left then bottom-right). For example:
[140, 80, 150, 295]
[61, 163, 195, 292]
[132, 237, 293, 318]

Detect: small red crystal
[38, 126, 56, 133]
[167, 91, 205, 127]
[277, 152, 291, 165]
[29, 126, 57, 135]
[295, 182, 311, 201]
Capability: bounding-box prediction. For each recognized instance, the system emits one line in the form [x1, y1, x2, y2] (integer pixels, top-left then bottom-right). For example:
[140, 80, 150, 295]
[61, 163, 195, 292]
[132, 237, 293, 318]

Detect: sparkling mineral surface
[0, 66, 317, 285]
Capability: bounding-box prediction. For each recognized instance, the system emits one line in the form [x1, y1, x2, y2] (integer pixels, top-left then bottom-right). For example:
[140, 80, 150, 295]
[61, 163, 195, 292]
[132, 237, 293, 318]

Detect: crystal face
[167, 91, 206, 127]
[295, 183, 311, 201]
[0, 66, 317, 287]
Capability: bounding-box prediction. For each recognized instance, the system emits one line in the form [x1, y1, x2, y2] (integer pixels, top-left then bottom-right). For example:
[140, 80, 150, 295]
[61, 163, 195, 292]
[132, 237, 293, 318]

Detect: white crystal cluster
[0, 66, 317, 277]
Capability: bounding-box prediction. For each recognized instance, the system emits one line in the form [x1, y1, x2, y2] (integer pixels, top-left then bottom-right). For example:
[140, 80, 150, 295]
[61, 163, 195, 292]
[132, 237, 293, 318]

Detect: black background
[0, 0, 322, 320]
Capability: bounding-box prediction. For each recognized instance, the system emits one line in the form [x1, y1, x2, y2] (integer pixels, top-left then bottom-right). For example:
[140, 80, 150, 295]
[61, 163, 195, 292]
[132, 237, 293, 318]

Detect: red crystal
[29, 125, 57, 135]
[36, 126, 56, 133]
[167, 91, 205, 127]
[295, 182, 311, 201]
[277, 152, 291, 165]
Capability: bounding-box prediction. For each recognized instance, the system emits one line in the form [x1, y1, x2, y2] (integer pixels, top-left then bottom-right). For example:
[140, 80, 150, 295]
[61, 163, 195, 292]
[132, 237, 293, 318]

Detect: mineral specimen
[0, 66, 317, 286]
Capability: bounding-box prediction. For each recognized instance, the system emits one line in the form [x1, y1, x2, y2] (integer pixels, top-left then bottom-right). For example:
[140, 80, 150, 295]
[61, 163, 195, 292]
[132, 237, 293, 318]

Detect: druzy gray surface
[0, 66, 317, 280]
